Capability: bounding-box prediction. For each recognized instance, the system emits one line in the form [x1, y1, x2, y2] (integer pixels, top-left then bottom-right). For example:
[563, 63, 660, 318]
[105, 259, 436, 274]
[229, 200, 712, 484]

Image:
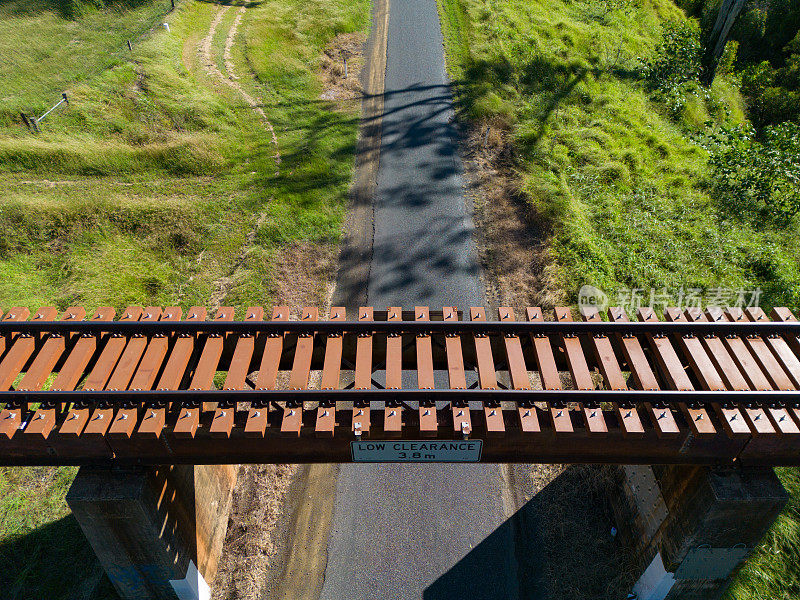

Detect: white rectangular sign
[351, 440, 483, 462]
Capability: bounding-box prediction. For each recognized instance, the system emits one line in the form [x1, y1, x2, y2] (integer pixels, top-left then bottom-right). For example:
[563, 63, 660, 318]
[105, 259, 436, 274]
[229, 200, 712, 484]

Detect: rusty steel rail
[0, 304, 799, 467]
[3, 318, 800, 336]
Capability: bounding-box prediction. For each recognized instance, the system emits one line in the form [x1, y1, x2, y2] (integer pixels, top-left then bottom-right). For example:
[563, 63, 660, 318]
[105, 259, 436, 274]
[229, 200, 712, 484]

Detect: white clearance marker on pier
[351, 440, 482, 462]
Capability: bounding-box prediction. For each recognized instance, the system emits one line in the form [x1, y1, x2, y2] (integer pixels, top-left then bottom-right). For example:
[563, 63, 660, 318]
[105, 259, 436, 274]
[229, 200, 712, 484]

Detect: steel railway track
[0, 304, 799, 465]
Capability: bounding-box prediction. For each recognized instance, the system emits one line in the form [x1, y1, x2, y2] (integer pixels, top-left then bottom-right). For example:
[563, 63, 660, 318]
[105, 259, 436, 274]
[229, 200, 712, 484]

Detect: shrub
[643, 21, 703, 88]
[707, 122, 800, 220]
[741, 57, 800, 127]
[641, 21, 703, 117]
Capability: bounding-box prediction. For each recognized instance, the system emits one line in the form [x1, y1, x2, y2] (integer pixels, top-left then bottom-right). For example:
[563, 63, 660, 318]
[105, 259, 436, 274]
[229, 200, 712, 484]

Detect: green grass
[438, 0, 800, 312]
[0, 0, 368, 597]
[437, 0, 800, 597]
[727, 468, 800, 600]
[0, 0, 367, 314]
[0, 0, 176, 121]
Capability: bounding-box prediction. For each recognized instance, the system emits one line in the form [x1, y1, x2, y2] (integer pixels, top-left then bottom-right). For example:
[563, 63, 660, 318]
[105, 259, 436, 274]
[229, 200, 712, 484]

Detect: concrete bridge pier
[611, 464, 787, 600]
[66, 464, 237, 600]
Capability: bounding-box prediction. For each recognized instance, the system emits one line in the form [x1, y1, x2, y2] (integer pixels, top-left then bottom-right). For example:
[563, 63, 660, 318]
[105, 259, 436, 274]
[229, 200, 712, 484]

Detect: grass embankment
[437, 0, 800, 597]
[0, 0, 367, 597]
[438, 0, 799, 311]
[0, 0, 364, 312]
[728, 468, 800, 599]
[0, 0, 173, 121]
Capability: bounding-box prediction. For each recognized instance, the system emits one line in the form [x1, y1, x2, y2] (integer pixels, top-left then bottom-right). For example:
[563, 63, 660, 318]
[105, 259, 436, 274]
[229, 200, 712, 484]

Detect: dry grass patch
[212, 464, 297, 600]
[270, 241, 338, 313]
[509, 464, 637, 599]
[320, 32, 367, 102]
[464, 120, 564, 309]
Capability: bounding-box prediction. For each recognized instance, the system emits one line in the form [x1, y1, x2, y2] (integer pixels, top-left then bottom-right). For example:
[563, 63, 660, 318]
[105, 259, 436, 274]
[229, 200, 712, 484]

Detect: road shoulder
[333, 0, 389, 310]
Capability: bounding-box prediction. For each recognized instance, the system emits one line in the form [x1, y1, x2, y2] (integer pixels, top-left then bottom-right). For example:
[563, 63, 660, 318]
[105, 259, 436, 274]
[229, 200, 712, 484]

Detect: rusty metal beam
[0, 306, 799, 466]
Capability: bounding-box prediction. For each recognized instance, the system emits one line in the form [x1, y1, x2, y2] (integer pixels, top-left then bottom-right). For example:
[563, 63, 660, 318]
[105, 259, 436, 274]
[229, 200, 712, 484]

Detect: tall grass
[0, 0, 367, 313]
[725, 468, 800, 600]
[438, 0, 800, 311]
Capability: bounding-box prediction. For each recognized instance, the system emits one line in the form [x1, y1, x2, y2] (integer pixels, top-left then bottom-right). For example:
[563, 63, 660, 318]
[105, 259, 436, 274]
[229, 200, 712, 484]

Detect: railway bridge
[1, 303, 798, 599]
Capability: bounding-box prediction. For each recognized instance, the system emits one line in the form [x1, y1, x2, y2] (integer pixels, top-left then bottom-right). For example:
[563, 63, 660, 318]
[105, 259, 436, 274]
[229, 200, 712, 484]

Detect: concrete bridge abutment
[66, 464, 237, 600]
[611, 464, 787, 600]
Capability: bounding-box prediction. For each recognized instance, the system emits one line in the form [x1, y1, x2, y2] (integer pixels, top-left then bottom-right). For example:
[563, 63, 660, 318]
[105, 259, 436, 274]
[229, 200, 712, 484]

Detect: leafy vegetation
[642, 20, 703, 116]
[0, 0, 367, 597]
[60, 0, 154, 19]
[439, 0, 799, 312]
[740, 50, 800, 128]
[438, 0, 800, 596]
[644, 20, 702, 87]
[706, 121, 800, 220]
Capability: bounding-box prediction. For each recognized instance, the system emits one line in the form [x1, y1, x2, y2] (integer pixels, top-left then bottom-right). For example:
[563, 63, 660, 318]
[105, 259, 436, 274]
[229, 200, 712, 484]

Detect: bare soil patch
[211, 465, 297, 600]
[319, 32, 367, 102]
[463, 120, 565, 310]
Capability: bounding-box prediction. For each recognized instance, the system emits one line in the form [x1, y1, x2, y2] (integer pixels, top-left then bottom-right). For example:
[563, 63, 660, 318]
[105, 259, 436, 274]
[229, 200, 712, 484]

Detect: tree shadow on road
[424, 465, 636, 600]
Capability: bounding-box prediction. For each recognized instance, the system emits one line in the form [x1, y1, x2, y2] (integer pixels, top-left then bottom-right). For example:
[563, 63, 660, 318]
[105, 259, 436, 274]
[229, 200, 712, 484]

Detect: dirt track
[198, 2, 280, 172]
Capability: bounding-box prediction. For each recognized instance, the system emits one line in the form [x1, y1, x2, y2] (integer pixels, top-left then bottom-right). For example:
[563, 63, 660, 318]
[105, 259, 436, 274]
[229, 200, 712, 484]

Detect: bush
[643, 21, 703, 88]
[707, 121, 800, 220]
[741, 56, 800, 127]
[641, 21, 703, 117]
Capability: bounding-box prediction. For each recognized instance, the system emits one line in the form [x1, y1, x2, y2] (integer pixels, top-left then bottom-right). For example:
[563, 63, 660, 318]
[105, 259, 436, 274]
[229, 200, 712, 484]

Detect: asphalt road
[319, 464, 519, 600]
[319, 0, 522, 598]
[366, 0, 482, 309]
